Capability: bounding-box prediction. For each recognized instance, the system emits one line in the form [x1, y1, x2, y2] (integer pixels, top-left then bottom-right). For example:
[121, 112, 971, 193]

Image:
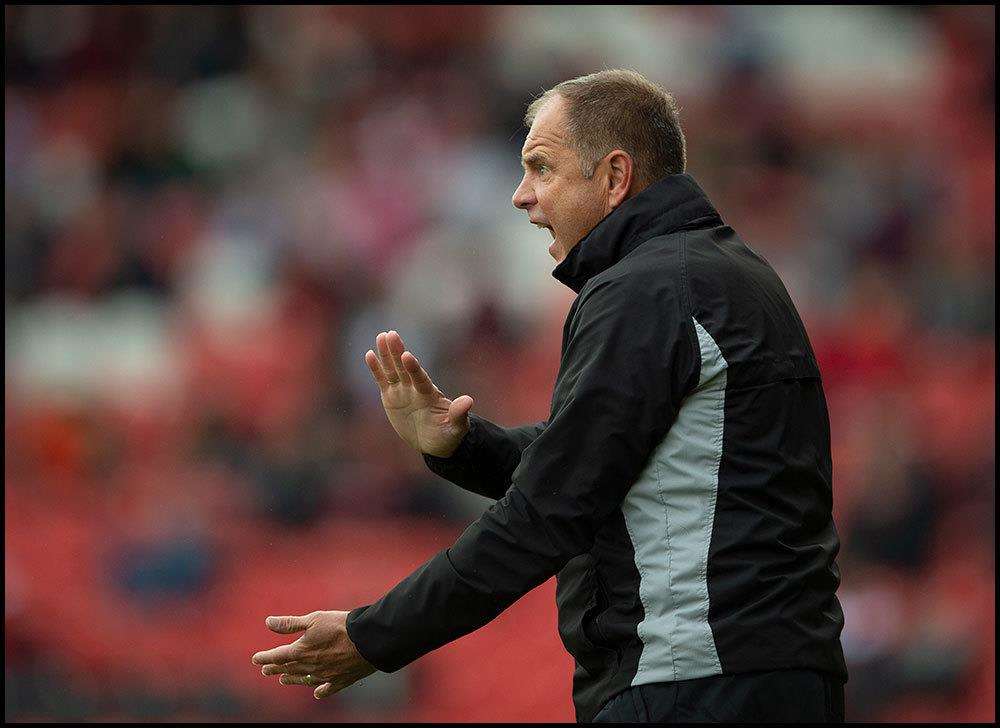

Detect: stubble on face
[515, 96, 611, 263]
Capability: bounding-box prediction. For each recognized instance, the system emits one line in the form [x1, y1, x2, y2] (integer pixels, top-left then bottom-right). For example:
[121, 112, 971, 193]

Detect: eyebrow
[521, 152, 551, 170]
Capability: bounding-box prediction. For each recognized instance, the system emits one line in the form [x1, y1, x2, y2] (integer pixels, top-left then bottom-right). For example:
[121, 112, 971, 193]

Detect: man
[252, 69, 847, 722]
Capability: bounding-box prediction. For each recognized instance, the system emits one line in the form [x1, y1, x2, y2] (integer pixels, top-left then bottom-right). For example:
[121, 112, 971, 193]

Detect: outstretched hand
[365, 330, 475, 457]
[252, 332, 471, 700]
[252, 611, 376, 699]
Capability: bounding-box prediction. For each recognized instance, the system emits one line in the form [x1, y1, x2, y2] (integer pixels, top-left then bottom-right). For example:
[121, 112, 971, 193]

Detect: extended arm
[347, 276, 700, 671]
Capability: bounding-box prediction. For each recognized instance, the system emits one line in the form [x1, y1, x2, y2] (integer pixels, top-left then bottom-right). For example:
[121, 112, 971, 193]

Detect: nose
[512, 173, 535, 211]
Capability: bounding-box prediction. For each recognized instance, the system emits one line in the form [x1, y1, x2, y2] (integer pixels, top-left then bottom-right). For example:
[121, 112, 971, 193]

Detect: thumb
[448, 395, 474, 426]
[266, 614, 311, 634]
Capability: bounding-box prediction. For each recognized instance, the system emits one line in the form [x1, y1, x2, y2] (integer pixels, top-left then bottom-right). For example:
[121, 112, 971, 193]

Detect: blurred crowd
[4, 5, 994, 722]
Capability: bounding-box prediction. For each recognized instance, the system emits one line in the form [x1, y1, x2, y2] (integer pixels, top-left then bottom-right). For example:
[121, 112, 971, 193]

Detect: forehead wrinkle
[521, 98, 573, 168]
[523, 124, 568, 150]
[521, 133, 569, 167]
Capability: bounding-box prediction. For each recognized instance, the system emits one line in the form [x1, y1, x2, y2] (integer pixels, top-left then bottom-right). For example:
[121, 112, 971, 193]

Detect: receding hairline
[522, 69, 687, 184]
[523, 89, 566, 131]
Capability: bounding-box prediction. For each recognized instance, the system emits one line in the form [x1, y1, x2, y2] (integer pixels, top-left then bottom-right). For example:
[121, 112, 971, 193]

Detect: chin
[548, 240, 565, 262]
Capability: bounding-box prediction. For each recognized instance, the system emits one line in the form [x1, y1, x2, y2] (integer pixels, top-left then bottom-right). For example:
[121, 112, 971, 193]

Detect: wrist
[437, 426, 470, 458]
[424, 416, 478, 461]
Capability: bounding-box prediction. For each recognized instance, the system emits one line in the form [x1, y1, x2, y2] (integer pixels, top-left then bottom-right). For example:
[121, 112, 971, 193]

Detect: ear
[605, 150, 634, 209]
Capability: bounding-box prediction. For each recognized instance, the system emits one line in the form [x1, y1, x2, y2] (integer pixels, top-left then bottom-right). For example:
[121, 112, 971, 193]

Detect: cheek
[542, 180, 594, 235]
[539, 183, 567, 221]
[581, 190, 607, 226]
[536, 189, 556, 221]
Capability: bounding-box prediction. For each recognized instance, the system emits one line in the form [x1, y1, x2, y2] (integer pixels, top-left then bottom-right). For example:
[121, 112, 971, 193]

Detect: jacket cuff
[346, 605, 390, 672]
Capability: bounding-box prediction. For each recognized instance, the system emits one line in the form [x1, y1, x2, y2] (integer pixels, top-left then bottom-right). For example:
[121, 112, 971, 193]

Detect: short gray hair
[524, 69, 686, 187]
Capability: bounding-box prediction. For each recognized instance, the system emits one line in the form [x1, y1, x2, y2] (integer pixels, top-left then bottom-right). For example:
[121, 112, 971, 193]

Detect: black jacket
[347, 174, 847, 722]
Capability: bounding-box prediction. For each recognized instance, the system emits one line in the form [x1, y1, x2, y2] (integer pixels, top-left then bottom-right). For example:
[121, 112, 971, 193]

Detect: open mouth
[533, 222, 555, 238]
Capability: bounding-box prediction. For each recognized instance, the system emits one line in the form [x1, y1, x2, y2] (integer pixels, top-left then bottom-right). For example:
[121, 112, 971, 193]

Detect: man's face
[512, 96, 613, 263]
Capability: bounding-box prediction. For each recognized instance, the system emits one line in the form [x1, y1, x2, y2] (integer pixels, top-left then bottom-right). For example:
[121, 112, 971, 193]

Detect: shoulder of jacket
[578, 233, 690, 305]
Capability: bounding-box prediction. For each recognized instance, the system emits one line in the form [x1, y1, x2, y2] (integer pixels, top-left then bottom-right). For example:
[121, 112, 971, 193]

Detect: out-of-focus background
[4, 5, 994, 722]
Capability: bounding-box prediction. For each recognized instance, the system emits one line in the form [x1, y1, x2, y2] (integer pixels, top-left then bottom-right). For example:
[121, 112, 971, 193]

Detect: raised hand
[365, 330, 474, 458]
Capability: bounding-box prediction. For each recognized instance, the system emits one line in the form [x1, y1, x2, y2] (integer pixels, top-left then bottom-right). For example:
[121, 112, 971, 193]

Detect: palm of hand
[381, 383, 455, 454]
[365, 330, 472, 458]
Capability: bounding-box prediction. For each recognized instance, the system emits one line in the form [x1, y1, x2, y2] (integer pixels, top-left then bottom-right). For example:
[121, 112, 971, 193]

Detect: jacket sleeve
[421, 414, 547, 500]
[346, 275, 700, 672]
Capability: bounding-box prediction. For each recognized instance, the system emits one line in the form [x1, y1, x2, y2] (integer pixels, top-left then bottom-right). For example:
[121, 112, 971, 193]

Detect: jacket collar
[551, 173, 722, 293]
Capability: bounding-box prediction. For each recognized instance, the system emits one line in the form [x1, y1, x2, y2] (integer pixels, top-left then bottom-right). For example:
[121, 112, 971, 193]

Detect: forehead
[522, 95, 572, 157]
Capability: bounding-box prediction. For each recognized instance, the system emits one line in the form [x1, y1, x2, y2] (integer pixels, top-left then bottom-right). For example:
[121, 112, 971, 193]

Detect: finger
[279, 673, 319, 686]
[252, 643, 299, 666]
[448, 395, 475, 425]
[365, 350, 389, 389]
[400, 351, 435, 395]
[376, 332, 400, 384]
[386, 331, 413, 386]
[266, 614, 312, 634]
[261, 661, 317, 676]
[315, 682, 339, 699]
